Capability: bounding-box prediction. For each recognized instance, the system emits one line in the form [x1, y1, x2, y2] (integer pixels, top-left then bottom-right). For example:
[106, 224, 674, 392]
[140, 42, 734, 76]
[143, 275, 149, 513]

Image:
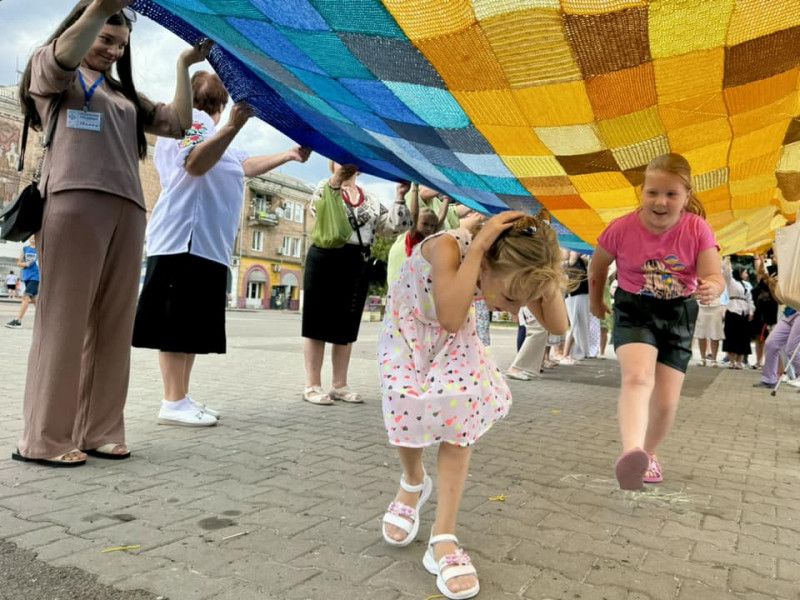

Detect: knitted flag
[131, 0, 800, 253]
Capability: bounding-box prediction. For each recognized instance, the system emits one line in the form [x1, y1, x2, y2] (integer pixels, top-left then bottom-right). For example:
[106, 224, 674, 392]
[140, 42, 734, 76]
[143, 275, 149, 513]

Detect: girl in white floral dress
[378, 212, 570, 599]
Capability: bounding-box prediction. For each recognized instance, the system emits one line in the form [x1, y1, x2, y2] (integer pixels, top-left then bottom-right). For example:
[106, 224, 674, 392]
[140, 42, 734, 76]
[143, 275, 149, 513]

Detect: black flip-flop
[82, 447, 131, 460]
[11, 448, 86, 468]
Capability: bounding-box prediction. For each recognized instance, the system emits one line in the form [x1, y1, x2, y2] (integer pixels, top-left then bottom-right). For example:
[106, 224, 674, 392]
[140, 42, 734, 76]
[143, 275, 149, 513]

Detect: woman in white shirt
[721, 256, 755, 369]
[133, 71, 310, 426]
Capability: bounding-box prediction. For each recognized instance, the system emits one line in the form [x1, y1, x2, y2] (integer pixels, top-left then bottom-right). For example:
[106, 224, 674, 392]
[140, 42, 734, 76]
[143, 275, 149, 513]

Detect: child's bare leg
[432, 443, 476, 595]
[697, 338, 707, 361]
[710, 339, 719, 361]
[616, 344, 658, 452]
[384, 447, 425, 542]
[643, 363, 685, 466]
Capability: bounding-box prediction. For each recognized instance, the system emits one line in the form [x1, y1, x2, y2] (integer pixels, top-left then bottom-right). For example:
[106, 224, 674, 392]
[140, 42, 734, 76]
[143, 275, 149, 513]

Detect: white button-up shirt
[146, 109, 248, 265]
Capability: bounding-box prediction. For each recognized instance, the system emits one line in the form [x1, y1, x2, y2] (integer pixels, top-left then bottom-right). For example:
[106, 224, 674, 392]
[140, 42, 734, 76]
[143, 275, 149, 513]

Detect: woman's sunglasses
[121, 7, 137, 22]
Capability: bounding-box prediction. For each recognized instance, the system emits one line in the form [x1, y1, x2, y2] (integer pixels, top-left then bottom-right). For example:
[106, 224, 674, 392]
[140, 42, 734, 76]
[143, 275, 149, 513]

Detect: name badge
[67, 109, 102, 132]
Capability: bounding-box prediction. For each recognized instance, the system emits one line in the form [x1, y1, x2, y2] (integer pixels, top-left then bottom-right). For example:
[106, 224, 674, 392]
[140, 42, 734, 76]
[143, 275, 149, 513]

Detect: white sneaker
[786, 378, 800, 389]
[187, 395, 220, 419]
[158, 403, 217, 427]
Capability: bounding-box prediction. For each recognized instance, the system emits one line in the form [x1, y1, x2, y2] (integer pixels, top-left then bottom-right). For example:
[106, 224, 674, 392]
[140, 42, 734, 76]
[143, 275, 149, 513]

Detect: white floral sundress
[378, 229, 512, 448]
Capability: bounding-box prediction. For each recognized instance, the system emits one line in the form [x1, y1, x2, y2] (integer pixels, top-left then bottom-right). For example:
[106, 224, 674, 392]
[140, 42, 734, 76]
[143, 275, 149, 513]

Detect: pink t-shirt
[597, 210, 718, 299]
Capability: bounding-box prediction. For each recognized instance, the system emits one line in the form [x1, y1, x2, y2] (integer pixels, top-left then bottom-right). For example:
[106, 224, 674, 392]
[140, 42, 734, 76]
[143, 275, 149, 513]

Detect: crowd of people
[5, 2, 799, 599]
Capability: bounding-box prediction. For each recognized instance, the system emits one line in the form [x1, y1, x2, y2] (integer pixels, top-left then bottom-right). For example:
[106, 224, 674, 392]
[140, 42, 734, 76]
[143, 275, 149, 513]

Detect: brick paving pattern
[0, 306, 798, 600]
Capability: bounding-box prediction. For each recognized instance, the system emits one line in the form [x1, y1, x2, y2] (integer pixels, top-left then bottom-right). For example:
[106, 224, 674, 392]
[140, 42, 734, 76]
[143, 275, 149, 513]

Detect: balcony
[249, 210, 279, 226]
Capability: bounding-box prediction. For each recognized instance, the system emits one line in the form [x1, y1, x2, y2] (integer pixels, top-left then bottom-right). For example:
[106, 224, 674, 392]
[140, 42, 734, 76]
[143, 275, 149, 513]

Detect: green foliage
[371, 235, 395, 262]
[367, 234, 398, 298]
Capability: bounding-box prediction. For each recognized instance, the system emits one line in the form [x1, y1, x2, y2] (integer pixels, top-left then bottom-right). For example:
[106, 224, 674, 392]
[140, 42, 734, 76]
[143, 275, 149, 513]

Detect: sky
[0, 0, 398, 201]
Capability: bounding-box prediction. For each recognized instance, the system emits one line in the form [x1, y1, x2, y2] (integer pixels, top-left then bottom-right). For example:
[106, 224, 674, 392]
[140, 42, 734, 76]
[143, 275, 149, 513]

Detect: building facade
[234, 172, 315, 310]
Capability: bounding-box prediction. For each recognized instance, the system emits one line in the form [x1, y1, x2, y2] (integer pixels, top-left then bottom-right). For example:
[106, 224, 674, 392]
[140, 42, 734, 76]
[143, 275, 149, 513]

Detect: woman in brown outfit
[12, 0, 211, 467]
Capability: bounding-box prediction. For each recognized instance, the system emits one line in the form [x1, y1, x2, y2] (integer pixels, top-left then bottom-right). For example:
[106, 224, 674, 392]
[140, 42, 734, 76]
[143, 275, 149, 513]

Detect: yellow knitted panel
[451, 90, 527, 126]
[581, 187, 638, 210]
[729, 121, 793, 164]
[777, 142, 800, 172]
[610, 135, 671, 170]
[415, 26, 509, 91]
[731, 189, 778, 210]
[682, 141, 731, 175]
[471, 0, 560, 20]
[692, 168, 729, 193]
[730, 94, 799, 137]
[383, 0, 476, 39]
[534, 123, 605, 155]
[597, 206, 639, 223]
[648, 0, 736, 59]
[502, 155, 567, 177]
[560, 0, 647, 15]
[550, 209, 606, 244]
[658, 93, 728, 130]
[478, 125, 551, 155]
[520, 176, 577, 196]
[512, 81, 595, 126]
[481, 9, 583, 87]
[596, 106, 665, 147]
[726, 0, 800, 46]
[723, 69, 799, 115]
[729, 150, 783, 180]
[652, 49, 725, 105]
[570, 172, 631, 193]
[667, 118, 731, 154]
[729, 174, 777, 197]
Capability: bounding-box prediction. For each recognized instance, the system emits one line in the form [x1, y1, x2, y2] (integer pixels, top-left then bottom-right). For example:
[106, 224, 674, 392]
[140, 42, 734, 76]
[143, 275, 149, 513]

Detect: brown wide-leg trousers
[18, 190, 145, 458]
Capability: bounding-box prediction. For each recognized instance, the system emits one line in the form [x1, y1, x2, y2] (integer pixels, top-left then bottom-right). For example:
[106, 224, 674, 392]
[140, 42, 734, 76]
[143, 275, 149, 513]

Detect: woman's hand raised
[227, 102, 254, 131]
[286, 146, 312, 163]
[330, 164, 359, 188]
[180, 39, 215, 66]
[93, 0, 133, 18]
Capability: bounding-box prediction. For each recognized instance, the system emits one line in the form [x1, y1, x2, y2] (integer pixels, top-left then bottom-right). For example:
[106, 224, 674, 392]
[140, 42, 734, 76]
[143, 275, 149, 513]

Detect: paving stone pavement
[1, 305, 799, 600]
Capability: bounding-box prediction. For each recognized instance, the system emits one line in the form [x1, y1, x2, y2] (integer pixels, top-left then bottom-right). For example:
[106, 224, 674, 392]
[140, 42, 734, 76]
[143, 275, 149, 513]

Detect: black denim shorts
[612, 288, 699, 373]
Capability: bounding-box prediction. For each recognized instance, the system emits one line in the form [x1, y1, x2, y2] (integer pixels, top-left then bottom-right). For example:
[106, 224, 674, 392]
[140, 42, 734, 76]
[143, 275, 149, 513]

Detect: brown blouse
[30, 40, 184, 209]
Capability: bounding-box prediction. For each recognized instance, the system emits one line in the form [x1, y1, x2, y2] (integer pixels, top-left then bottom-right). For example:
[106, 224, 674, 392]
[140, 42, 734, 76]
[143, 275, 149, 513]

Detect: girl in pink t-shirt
[588, 153, 724, 491]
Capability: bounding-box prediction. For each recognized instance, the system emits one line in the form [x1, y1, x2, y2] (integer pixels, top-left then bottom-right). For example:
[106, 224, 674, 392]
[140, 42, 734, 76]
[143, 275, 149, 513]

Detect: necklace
[342, 186, 365, 208]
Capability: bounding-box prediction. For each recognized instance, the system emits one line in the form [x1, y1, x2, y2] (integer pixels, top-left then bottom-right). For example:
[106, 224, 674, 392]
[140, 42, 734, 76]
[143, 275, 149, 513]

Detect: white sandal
[302, 386, 333, 405]
[381, 471, 432, 547]
[422, 532, 480, 599]
[329, 386, 363, 403]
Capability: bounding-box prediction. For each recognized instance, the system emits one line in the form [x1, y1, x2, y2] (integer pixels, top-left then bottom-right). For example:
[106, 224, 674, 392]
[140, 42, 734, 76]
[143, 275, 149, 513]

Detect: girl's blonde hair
[645, 153, 706, 218]
[483, 211, 575, 301]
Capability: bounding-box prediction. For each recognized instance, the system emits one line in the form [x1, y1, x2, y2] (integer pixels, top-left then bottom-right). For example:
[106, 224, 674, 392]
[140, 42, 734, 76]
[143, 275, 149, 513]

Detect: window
[291, 237, 301, 258]
[252, 230, 264, 252]
[247, 281, 264, 300]
[281, 236, 291, 255]
[294, 204, 304, 223]
[284, 201, 294, 221]
[254, 194, 267, 213]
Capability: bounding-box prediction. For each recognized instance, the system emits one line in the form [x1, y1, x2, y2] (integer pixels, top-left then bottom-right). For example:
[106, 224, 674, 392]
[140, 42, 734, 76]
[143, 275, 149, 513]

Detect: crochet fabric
[130, 0, 800, 253]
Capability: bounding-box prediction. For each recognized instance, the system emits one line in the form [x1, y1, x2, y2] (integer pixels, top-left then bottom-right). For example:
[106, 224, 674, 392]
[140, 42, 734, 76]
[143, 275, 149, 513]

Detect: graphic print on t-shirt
[640, 255, 686, 299]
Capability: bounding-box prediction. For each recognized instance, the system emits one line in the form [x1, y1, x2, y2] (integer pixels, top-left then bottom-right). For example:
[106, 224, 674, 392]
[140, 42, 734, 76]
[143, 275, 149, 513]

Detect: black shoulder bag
[1, 95, 64, 242]
[345, 198, 387, 288]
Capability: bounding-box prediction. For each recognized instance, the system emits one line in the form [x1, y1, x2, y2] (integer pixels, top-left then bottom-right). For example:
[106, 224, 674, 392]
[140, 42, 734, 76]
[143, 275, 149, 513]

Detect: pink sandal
[643, 455, 663, 484]
[615, 447, 649, 490]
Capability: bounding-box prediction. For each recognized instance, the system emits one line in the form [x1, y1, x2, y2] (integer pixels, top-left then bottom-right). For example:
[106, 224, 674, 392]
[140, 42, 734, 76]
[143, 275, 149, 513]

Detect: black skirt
[302, 243, 370, 345]
[132, 253, 228, 354]
[722, 311, 752, 355]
